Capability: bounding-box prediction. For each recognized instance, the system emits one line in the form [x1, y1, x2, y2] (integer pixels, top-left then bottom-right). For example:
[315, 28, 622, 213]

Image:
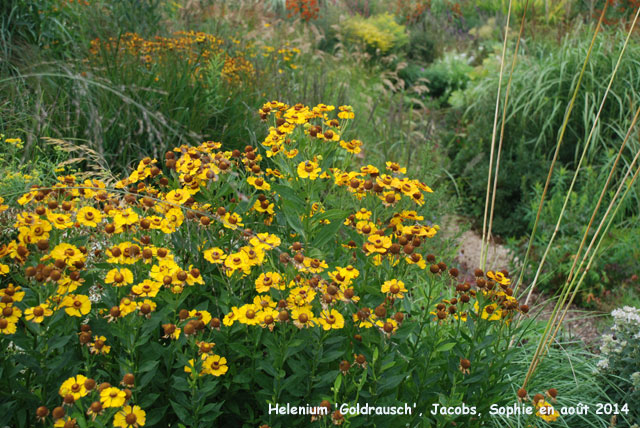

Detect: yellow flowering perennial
[0, 103, 531, 426]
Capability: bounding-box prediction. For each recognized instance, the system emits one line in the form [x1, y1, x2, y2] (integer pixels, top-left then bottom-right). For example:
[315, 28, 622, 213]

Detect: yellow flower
[165, 189, 190, 205]
[105, 268, 134, 286]
[255, 272, 284, 293]
[317, 309, 345, 330]
[405, 253, 426, 269]
[0, 304, 21, 323]
[112, 208, 139, 228]
[301, 257, 328, 273]
[364, 234, 392, 254]
[487, 270, 511, 286]
[381, 279, 408, 298]
[249, 233, 281, 250]
[119, 297, 137, 316]
[224, 251, 250, 276]
[203, 247, 226, 264]
[340, 139, 363, 154]
[131, 280, 161, 298]
[62, 295, 91, 317]
[24, 304, 53, 323]
[160, 208, 184, 233]
[385, 161, 407, 174]
[474, 301, 502, 321]
[247, 176, 271, 190]
[292, 306, 316, 329]
[337, 105, 355, 119]
[47, 212, 73, 229]
[100, 387, 127, 408]
[221, 212, 243, 230]
[297, 161, 321, 180]
[1, 284, 25, 302]
[535, 400, 559, 422]
[49, 243, 85, 266]
[0, 319, 17, 334]
[76, 206, 103, 227]
[202, 354, 228, 376]
[188, 309, 212, 325]
[375, 318, 399, 335]
[236, 304, 261, 326]
[59, 375, 88, 400]
[89, 335, 111, 354]
[113, 405, 146, 428]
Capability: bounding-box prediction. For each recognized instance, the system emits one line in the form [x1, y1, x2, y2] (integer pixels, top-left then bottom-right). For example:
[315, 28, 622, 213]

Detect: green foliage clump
[446, 27, 640, 238]
[406, 27, 439, 64]
[342, 13, 409, 54]
[521, 163, 640, 304]
[422, 51, 472, 102]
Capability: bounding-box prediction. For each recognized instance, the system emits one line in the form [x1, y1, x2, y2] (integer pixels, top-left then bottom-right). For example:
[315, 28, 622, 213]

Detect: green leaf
[311, 212, 347, 249]
[378, 373, 407, 392]
[435, 341, 456, 353]
[139, 359, 160, 373]
[272, 183, 305, 213]
[170, 400, 192, 424]
[333, 373, 342, 394]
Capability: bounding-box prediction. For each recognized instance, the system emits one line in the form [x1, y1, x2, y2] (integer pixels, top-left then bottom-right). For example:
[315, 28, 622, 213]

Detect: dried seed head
[36, 406, 49, 418]
[84, 378, 96, 391]
[52, 406, 65, 420]
[122, 374, 135, 387]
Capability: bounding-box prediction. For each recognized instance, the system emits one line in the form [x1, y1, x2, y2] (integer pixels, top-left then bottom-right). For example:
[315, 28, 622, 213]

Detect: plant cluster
[0, 101, 537, 427]
[88, 31, 254, 85]
[394, 0, 431, 25]
[286, 0, 321, 21]
[342, 13, 409, 55]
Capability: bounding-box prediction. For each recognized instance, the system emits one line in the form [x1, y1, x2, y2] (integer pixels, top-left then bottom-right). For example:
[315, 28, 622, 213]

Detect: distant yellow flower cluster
[89, 31, 254, 83]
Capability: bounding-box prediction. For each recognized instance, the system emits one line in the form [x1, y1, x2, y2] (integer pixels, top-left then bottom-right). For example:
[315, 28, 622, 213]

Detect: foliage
[446, 26, 640, 237]
[421, 51, 473, 102]
[521, 164, 640, 305]
[342, 13, 409, 55]
[596, 306, 640, 425]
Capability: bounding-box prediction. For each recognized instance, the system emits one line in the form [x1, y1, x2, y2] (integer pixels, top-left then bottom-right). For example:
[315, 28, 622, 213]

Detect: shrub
[421, 51, 472, 102]
[342, 13, 409, 55]
[0, 102, 542, 427]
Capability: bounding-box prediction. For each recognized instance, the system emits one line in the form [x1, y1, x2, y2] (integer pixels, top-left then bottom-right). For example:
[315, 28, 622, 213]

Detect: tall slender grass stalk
[526, 147, 640, 385]
[523, 106, 640, 387]
[511, 2, 608, 292]
[480, 0, 513, 269]
[519, 5, 640, 302]
[482, 0, 531, 270]
[532, 111, 640, 371]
